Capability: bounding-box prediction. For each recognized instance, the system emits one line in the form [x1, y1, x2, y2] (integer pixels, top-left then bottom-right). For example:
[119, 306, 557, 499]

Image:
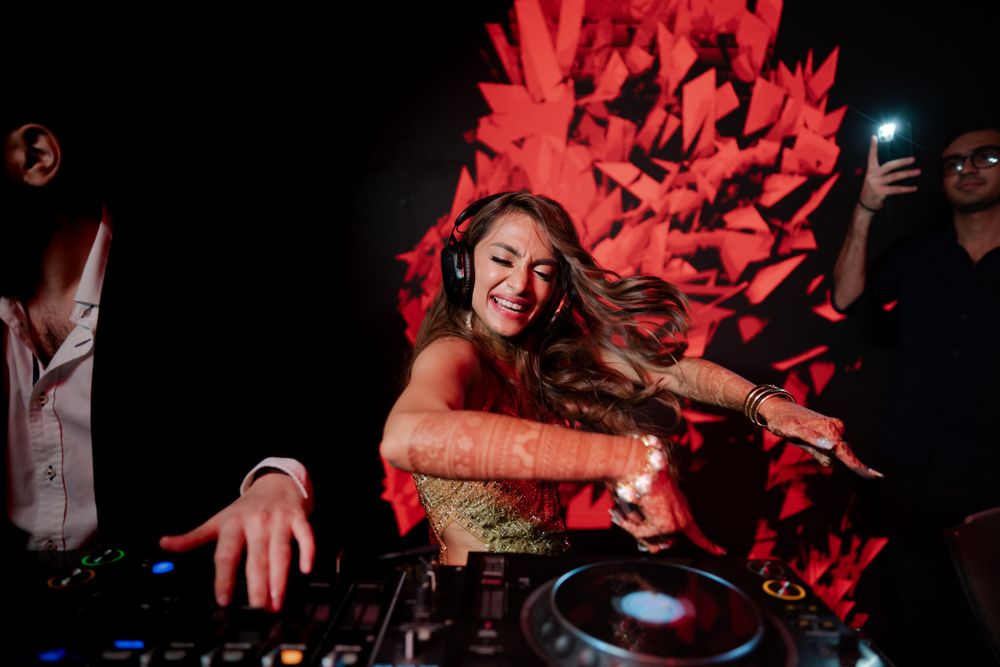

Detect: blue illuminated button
[113, 640, 145, 650]
[152, 561, 175, 575]
[37, 648, 67, 662]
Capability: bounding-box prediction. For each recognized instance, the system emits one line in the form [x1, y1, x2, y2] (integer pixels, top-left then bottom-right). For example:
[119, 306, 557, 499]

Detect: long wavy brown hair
[411, 191, 689, 438]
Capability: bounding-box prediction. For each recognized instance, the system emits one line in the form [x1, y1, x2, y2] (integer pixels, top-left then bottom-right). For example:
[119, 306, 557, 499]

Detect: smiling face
[940, 128, 1000, 213]
[470, 212, 559, 338]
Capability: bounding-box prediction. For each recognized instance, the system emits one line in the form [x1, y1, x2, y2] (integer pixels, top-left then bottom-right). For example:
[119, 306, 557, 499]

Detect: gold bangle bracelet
[742, 384, 796, 427]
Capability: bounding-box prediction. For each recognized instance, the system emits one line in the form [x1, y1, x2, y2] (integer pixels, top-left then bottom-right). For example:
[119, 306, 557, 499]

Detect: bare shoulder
[415, 337, 480, 370]
[410, 336, 483, 389]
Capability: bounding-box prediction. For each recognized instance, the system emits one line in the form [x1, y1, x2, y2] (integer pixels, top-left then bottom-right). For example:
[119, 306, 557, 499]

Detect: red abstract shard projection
[390, 0, 884, 628]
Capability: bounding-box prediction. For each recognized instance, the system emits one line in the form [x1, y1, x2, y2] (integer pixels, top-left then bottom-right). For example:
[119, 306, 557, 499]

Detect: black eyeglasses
[941, 145, 1000, 175]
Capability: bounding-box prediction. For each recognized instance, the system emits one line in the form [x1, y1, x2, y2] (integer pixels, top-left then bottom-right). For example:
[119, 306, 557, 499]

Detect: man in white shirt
[1, 91, 315, 612]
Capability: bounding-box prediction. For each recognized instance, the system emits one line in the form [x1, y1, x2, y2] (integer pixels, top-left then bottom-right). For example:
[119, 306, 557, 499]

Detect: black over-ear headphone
[440, 192, 511, 307]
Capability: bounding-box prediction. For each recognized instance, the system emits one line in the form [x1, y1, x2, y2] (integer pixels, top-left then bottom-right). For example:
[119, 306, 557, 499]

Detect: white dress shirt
[3, 218, 309, 550]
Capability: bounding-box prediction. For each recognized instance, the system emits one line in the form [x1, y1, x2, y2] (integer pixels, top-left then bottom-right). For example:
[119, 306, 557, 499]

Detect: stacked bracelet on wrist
[613, 434, 667, 504]
[743, 384, 796, 427]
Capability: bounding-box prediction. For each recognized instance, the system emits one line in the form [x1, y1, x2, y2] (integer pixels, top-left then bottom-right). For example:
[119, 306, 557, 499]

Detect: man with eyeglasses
[832, 122, 1000, 665]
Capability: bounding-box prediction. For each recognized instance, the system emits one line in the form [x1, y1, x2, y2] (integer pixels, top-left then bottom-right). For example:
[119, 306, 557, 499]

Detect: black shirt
[860, 224, 1000, 486]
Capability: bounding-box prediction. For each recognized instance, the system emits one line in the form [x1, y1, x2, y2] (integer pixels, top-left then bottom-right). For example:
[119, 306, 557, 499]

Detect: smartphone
[877, 120, 914, 164]
[877, 120, 916, 186]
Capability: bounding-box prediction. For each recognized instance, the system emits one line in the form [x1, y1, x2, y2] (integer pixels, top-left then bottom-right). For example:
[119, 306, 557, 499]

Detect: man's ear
[4, 123, 62, 187]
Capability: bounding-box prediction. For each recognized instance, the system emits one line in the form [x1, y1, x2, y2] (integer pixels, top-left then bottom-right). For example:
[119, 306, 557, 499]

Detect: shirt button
[43, 539, 58, 551]
[38, 393, 49, 406]
[45, 465, 57, 482]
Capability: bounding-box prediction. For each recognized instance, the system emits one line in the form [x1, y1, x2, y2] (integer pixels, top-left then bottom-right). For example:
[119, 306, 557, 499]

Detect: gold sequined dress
[412, 475, 570, 564]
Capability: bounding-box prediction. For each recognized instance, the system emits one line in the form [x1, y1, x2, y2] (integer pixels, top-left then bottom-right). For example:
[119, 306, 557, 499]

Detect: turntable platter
[523, 560, 764, 665]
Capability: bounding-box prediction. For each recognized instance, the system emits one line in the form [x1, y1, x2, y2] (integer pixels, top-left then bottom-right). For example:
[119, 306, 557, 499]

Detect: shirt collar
[74, 209, 113, 309]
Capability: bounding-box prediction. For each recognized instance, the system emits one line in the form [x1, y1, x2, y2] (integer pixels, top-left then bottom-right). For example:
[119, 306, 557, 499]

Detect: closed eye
[490, 256, 513, 267]
[534, 269, 554, 282]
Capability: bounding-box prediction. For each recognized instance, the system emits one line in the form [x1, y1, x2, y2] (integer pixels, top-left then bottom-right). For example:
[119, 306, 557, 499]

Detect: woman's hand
[609, 472, 725, 555]
[759, 399, 883, 479]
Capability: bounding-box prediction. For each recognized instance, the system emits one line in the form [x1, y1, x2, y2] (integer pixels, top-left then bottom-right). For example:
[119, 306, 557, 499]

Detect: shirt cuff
[240, 457, 312, 503]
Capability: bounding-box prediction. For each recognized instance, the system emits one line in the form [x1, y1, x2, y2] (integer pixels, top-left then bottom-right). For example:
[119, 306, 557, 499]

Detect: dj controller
[14, 545, 893, 666]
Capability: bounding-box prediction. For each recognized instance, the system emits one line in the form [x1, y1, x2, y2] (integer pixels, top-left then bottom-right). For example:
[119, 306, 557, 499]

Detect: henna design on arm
[406, 411, 647, 481]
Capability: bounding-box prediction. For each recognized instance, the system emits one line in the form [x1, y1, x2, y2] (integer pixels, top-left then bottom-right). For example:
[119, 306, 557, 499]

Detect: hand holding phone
[861, 123, 921, 211]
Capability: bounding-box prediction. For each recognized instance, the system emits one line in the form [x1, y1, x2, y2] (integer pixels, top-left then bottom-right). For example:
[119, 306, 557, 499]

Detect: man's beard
[953, 190, 1000, 214]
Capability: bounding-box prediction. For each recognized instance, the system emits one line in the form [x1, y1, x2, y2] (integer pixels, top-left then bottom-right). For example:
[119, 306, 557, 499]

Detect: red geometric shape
[625, 44, 655, 75]
[682, 68, 716, 153]
[808, 360, 836, 396]
[759, 173, 807, 207]
[745, 254, 807, 305]
[723, 205, 771, 233]
[486, 23, 523, 84]
[515, 0, 564, 102]
[478, 83, 533, 113]
[813, 290, 848, 322]
[779, 480, 813, 520]
[762, 429, 782, 452]
[783, 369, 811, 404]
[755, 0, 782, 36]
[807, 274, 824, 295]
[718, 230, 772, 282]
[604, 115, 637, 161]
[586, 50, 629, 103]
[380, 461, 424, 536]
[658, 114, 682, 149]
[791, 173, 839, 224]
[564, 484, 613, 529]
[735, 10, 770, 74]
[737, 315, 768, 342]
[716, 81, 740, 120]
[744, 77, 786, 136]
[820, 105, 847, 137]
[807, 47, 839, 103]
[667, 35, 698, 95]
[787, 129, 840, 176]
[555, 0, 585, 75]
[636, 106, 667, 153]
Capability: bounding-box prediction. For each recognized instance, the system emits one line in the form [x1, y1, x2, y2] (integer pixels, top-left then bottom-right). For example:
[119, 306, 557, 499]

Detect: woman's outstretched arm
[381, 337, 646, 481]
[654, 357, 882, 479]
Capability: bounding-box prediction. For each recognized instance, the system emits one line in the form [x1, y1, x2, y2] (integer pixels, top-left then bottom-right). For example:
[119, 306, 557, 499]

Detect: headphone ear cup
[441, 242, 474, 307]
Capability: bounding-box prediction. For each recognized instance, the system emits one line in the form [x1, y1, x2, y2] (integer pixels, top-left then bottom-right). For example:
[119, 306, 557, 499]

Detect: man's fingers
[269, 523, 293, 612]
[867, 136, 880, 169]
[159, 518, 219, 553]
[880, 154, 917, 172]
[883, 168, 921, 184]
[291, 515, 316, 575]
[244, 519, 270, 609]
[213, 521, 246, 607]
